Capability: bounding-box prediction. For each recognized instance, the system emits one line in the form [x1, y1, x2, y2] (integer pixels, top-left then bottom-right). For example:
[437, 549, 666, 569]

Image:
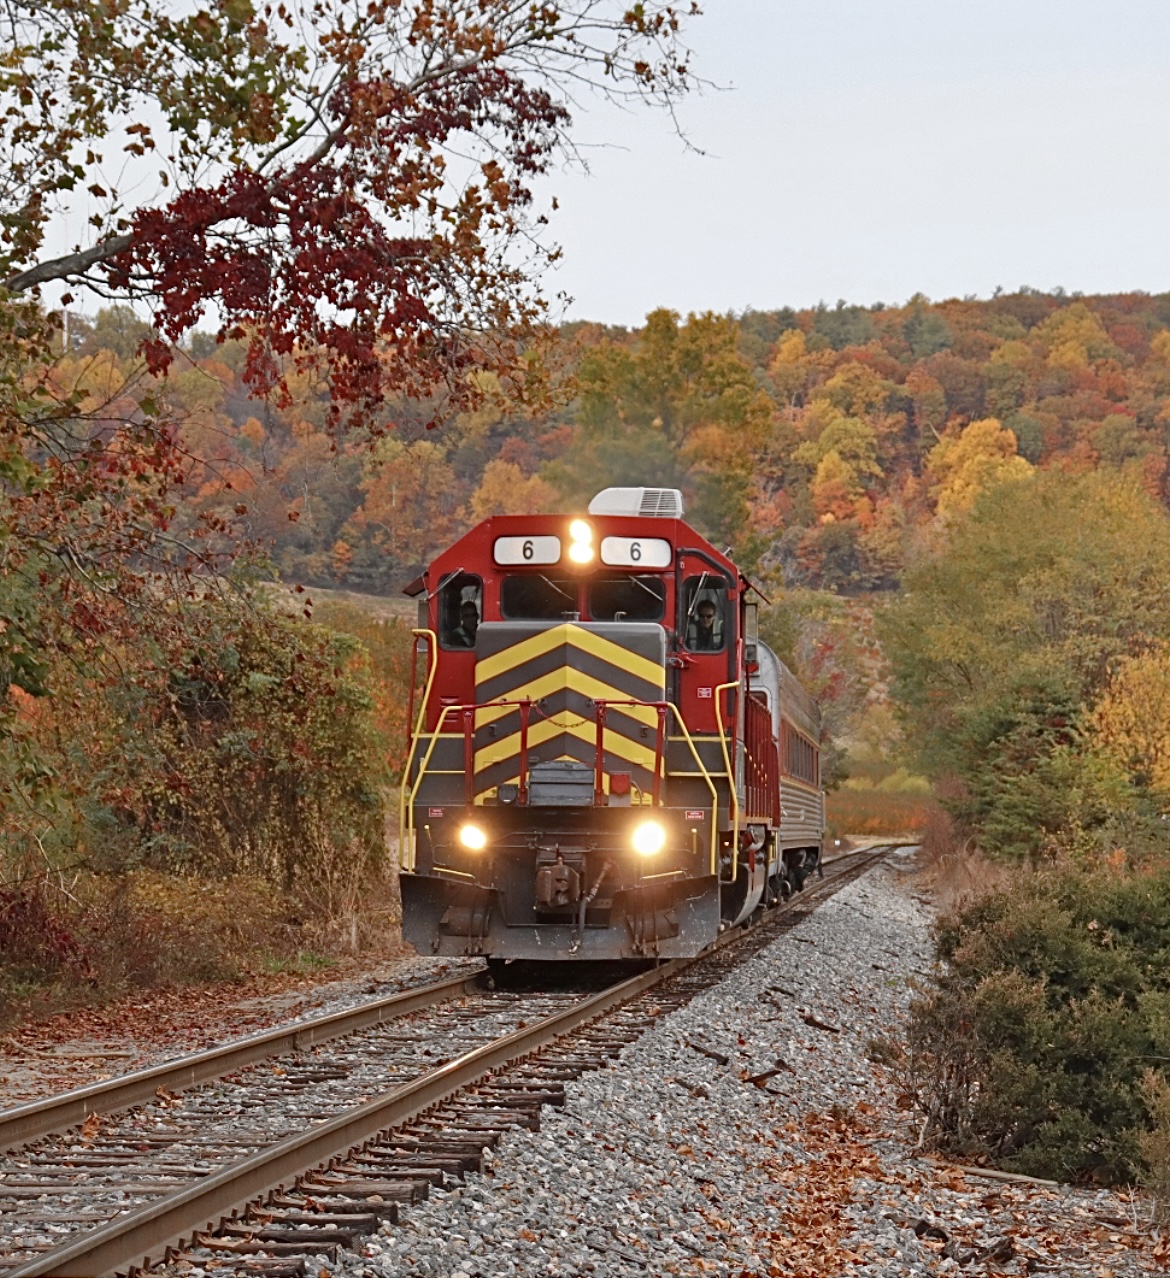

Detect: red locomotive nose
[399, 485, 826, 962]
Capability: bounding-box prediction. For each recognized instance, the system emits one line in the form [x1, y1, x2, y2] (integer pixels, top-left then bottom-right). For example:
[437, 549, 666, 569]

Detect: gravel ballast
[325, 851, 1159, 1278]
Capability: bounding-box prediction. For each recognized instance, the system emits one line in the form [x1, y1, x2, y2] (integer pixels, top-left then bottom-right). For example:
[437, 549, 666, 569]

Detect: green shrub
[1140, 1069, 1170, 1222]
[146, 603, 386, 901]
[312, 600, 416, 781]
[881, 470, 1170, 861]
[905, 859, 1170, 1184]
[0, 592, 391, 1005]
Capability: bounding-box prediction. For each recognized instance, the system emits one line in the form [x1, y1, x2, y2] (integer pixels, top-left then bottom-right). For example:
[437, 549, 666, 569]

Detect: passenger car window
[588, 575, 666, 622]
[500, 574, 579, 620]
[439, 573, 483, 649]
[683, 576, 728, 652]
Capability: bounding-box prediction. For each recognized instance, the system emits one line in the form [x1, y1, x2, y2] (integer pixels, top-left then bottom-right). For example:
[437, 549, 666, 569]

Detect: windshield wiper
[540, 575, 575, 602]
[687, 570, 709, 621]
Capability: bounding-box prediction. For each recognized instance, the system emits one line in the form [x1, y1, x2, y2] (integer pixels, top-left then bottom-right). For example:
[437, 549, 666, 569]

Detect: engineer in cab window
[439, 573, 483, 648]
[451, 599, 479, 647]
[688, 598, 723, 651]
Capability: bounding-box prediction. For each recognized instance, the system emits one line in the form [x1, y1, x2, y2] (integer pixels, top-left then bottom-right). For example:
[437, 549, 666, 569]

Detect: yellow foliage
[1092, 643, 1170, 797]
[773, 328, 807, 363]
[1035, 302, 1118, 371]
[680, 422, 752, 472]
[769, 328, 819, 403]
[818, 360, 892, 417]
[989, 339, 1033, 370]
[811, 449, 861, 518]
[794, 412, 882, 480]
[927, 417, 1033, 515]
[468, 459, 560, 521]
[1150, 330, 1170, 365]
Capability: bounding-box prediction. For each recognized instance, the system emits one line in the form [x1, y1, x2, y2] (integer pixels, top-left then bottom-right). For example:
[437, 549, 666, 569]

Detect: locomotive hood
[471, 620, 666, 805]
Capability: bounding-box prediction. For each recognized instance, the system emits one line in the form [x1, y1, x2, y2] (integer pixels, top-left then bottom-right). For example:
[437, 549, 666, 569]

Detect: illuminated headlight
[632, 819, 667, 856]
[458, 823, 488, 851]
[568, 519, 594, 563]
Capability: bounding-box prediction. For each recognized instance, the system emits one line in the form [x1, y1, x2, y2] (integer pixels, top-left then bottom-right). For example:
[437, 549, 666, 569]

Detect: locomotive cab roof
[410, 493, 741, 594]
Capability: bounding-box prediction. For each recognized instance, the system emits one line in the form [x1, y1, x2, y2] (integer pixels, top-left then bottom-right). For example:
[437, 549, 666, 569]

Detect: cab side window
[439, 573, 483, 649]
[683, 577, 728, 652]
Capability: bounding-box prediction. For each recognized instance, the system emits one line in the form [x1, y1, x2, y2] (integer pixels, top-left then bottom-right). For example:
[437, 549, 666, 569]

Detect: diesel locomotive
[398, 487, 825, 961]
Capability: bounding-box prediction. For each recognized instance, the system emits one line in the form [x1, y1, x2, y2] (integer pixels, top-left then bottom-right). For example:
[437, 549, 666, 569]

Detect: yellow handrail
[398, 628, 438, 873]
[665, 705, 721, 874]
[404, 702, 466, 870]
[714, 680, 741, 882]
[402, 691, 722, 878]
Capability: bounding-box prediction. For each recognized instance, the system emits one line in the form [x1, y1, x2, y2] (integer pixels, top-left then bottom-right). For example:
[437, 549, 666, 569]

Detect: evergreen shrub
[905, 859, 1170, 1185]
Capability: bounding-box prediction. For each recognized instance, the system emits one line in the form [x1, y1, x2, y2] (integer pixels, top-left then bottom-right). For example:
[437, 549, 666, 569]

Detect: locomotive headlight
[458, 822, 488, 851]
[568, 518, 594, 563]
[631, 819, 667, 856]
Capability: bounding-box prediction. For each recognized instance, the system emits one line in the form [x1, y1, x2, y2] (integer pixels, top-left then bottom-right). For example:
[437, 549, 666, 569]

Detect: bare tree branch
[7, 233, 134, 293]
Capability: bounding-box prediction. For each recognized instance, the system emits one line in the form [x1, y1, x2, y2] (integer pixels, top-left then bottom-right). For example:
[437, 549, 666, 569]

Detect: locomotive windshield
[500, 574, 579, 619]
[588, 575, 666, 622]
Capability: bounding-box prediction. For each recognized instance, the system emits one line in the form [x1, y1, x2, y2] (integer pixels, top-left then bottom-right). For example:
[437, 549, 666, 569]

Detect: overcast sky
[539, 0, 1170, 326]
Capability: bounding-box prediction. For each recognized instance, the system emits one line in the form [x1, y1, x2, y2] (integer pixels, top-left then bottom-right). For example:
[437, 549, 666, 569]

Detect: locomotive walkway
[0, 849, 887, 1276]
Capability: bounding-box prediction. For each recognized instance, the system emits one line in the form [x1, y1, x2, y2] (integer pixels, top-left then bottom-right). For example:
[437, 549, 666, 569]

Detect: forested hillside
[79, 289, 1170, 597]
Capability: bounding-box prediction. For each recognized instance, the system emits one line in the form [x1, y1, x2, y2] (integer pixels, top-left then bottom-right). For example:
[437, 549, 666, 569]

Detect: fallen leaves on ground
[745, 1104, 1164, 1277]
[0, 956, 416, 1105]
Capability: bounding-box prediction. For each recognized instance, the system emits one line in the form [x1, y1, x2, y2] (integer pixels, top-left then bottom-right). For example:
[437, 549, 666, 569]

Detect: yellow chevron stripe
[474, 714, 660, 773]
[475, 624, 575, 683]
[474, 668, 662, 729]
[475, 623, 664, 691]
[566, 626, 665, 690]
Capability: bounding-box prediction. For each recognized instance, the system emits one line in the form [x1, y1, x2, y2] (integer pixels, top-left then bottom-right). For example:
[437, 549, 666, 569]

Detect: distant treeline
[64, 288, 1170, 596]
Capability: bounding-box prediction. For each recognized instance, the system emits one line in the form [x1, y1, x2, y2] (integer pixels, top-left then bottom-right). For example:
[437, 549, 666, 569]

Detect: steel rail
[7, 846, 892, 1278]
[8, 964, 684, 1278]
[0, 969, 484, 1152]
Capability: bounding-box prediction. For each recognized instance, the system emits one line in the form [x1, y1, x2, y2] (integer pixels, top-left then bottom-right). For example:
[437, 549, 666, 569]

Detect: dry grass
[1140, 1069, 1170, 1224]
[914, 805, 1008, 910]
[261, 581, 415, 622]
[826, 787, 934, 839]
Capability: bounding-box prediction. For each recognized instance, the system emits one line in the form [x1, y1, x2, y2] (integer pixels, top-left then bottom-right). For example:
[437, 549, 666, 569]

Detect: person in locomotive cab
[451, 599, 480, 647]
[688, 599, 722, 651]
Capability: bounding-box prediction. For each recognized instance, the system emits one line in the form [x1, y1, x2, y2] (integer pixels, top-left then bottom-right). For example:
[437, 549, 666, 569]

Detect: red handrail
[517, 699, 531, 805]
[745, 691, 780, 824]
[447, 696, 671, 807]
[590, 699, 668, 806]
[593, 702, 607, 805]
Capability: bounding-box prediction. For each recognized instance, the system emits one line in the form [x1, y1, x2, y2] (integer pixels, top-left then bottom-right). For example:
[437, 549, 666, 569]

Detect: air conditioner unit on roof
[587, 487, 684, 518]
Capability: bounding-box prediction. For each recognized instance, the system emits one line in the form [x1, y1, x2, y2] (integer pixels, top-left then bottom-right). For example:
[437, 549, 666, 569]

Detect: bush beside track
[893, 856, 1170, 1195]
[0, 596, 404, 1026]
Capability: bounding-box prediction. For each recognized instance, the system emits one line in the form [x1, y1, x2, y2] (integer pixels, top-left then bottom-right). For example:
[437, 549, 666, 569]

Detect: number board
[599, 535, 672, 568]
[493, 535, 562, 565]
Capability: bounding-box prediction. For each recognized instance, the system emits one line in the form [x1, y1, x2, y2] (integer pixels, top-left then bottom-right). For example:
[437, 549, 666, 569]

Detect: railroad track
[0, 844, 896, 1278]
